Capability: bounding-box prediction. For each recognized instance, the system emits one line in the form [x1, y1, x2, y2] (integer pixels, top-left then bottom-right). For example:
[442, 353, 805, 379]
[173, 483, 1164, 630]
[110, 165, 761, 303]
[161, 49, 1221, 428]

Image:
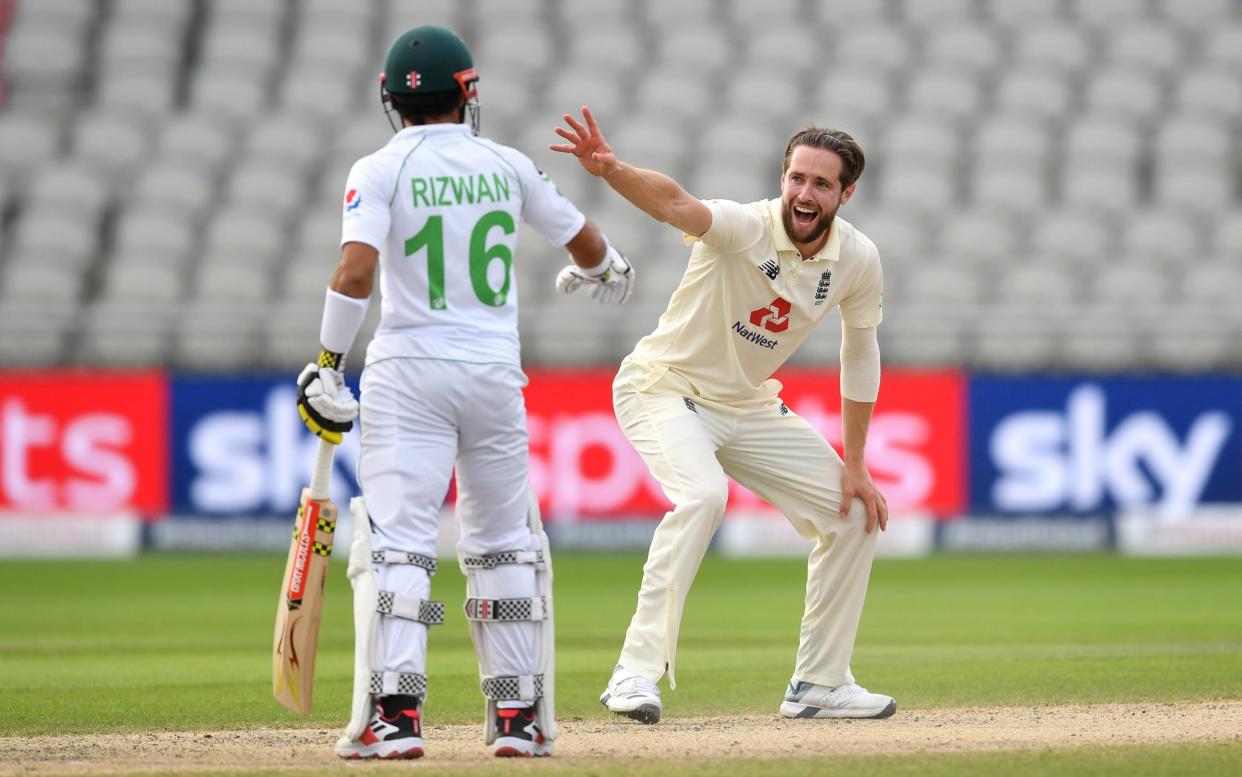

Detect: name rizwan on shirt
[411, 173, 513, 207]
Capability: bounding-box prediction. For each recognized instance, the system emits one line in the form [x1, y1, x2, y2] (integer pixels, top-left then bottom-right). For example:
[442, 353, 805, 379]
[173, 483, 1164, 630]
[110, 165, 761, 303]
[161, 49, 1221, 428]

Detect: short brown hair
[782, 127, 866, 189]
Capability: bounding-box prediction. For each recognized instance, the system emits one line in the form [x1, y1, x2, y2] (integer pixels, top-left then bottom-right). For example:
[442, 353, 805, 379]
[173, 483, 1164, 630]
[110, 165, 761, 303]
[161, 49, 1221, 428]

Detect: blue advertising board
[170, 375, 361, 516]
[969, 376, 1242, 517]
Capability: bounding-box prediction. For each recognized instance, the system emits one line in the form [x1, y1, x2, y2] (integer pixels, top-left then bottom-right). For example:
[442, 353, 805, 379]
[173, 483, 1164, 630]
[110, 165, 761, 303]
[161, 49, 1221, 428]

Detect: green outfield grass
[2, 552, 1240, 774]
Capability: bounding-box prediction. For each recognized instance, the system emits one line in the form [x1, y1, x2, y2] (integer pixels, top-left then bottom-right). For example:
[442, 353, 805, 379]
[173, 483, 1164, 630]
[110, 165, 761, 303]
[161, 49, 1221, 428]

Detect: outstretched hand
[550, 106, 618, 177]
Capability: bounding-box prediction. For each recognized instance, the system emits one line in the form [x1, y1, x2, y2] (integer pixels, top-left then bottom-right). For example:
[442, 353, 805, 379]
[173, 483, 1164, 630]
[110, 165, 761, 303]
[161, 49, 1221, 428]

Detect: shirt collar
[767, 198, 842, 263]
[392, 123, 471, 142]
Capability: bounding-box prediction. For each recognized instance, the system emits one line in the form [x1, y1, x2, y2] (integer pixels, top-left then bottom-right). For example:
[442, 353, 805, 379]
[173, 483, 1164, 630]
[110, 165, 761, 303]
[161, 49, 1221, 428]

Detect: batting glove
[555, 242, 635, 305]
[296, 351, 358, 445]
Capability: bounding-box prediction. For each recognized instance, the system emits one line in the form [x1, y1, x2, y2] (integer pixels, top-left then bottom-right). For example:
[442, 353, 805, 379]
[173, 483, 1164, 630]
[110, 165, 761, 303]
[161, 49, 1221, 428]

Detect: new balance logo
[780, 403, 790, 416]
[683, 397, 697, 414]
[758, 259, 780, 280]
[749, 297, 791, 333]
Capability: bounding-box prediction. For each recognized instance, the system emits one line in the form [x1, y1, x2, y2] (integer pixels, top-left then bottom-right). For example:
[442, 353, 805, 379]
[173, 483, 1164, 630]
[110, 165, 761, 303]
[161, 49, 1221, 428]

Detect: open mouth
[792, 205, 817, 228]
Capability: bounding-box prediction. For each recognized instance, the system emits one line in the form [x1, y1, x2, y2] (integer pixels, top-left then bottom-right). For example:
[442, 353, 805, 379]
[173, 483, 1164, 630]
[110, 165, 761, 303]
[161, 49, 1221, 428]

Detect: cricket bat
[273, 438, 338, 715]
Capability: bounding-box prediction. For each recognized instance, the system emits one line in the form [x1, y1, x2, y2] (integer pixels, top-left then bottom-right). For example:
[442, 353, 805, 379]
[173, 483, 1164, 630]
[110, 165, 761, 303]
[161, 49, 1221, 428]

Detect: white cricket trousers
[358, 357, 540, 688]
[612, 359, 878, 689]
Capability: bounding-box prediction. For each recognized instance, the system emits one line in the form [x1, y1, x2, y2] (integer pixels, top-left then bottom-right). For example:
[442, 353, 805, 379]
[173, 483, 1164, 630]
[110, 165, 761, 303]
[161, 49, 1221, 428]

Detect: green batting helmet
[381, 26, 478, 99]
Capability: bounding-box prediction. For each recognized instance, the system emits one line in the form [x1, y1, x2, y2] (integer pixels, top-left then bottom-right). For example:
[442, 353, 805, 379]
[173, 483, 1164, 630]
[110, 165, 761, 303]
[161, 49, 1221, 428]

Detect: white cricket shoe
[599, 664, 662, 724]
[780, 680, 897, 719]
[335, 698, 424, 759]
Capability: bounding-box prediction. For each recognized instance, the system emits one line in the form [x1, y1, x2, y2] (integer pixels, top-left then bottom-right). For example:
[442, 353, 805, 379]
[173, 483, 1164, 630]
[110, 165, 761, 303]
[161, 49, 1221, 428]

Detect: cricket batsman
[551, 107, 895, 724]
[295, 28, 634, 759]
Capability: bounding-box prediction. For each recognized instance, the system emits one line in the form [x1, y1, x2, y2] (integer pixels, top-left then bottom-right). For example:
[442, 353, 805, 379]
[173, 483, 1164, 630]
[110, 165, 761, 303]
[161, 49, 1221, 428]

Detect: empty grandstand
[0, 0, 1239, 371]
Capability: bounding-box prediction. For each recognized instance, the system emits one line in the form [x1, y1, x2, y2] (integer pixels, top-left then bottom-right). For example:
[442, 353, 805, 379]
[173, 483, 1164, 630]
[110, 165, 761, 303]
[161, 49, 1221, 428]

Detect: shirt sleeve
[512, 151, 586, 247]
[340, 155, 391, 252]
[838, 244, 885, 328]
[685, 199, 766, 253]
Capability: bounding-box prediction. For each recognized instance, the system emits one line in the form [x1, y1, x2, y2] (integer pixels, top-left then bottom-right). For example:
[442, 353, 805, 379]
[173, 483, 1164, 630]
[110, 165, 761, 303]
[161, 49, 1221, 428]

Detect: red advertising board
[0, 371, 167, 514]
[524, 367, 965, 520]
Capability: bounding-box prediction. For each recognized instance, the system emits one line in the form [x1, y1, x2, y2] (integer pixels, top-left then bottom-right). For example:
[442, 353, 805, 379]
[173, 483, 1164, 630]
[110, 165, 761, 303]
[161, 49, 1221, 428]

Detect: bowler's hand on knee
[839, 462, 888, 534]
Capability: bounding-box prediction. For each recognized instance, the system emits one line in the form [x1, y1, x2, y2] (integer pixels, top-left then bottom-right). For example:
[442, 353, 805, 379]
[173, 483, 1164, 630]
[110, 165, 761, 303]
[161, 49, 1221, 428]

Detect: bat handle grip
[309, 438, 336, 501]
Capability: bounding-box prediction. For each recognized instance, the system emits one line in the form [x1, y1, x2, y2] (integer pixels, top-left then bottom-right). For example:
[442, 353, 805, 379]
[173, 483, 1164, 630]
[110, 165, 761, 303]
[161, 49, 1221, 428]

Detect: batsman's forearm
[602, 161, 695, 226]
[841, 397, 875, 466]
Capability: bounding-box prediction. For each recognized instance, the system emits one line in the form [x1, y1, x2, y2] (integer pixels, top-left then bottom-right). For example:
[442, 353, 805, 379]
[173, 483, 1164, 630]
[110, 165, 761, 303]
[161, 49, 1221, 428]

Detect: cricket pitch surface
[3, 700, 1239, 775]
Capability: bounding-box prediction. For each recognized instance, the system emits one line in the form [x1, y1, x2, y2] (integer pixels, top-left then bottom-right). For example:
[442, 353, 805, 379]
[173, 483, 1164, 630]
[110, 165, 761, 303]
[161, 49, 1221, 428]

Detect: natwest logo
[0, 372, 167, 513]
[749, 297, 791, 333]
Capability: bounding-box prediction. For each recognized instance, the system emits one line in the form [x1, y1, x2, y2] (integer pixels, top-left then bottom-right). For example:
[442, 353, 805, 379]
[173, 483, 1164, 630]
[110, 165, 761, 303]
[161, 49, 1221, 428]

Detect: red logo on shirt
[344, 189, 361, 212]
[749, 297, 791, 333]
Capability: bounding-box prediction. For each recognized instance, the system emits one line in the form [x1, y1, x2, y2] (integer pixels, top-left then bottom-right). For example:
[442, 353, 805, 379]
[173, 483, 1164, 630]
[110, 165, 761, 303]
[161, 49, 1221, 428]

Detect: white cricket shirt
[341, 123, 585, 366]
[626, 198, 883, 404]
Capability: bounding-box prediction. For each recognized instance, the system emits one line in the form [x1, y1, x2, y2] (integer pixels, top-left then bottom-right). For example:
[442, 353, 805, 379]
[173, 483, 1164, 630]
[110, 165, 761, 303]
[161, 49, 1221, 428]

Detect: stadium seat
[975, 115, 1052, 170]
[1060, 166, 1139, 218]
[1013, 23, 1092, 75]
[0, 303, 75, 365]
[847, 208, 929, 268]
[995, 264, 1081, 308]
[879, 166, 957, 218]
[1157, 0, 1235, 29]
[881, 314, 969, 367]
[112, 206, 198, 262]
[1182, 264, 1242, 307]
[994, 68, 1074, 122]
[984, 0, 1068, 28]
[130, 165, 215, 221]
[814, 68, 897, 127]
[96, 20, 183, 71]
[190, 69, 268, 124]
[96, 66, 177, 117]
[1028, 211, 1115, 263]
[658, 28, 732, 72]
[904, 67, 985, 124]
[1210, 214, 1242, 257]
[1083, 68, 1165, 125]
[156, 113, 237, 171]
[1106, 21, 1185, 74]
[1153, 114, 1233, 169]
[9, 209, 98, 268]
[896, 0, 978, 27]
[201, 207, 285, 263]
[970, 166, 1048, 217]
[1, 257, 86, 304]
[72, 112, 152, 178]
[1200, 24, 1242, 72]
[98, 256, 185, 305]
[1091, 261, 1171, 308]
[0, 112, 62, 181]
[632, 66, 715, 122]
[1119, 209, 1200, 267]
[903, 266, 987, 307]
[1058, 311, 1144, 372]
[1175, 67, 1242, 120]
[278, 65, 360, 121]
[220, 163, 306, 219]
[565, 28, 643, 75]
[75, 303, 173, 366]
[747, 23, 823, 76]
[545, 69, 628, 127]
[474, 24, 558, 80]
[1074, 0, 1153, 28]
[193, 251, 274, 304]
[1149, 314, 1240, 373]
[173, 304, 264, 371]
[1065, 115, 1143, 168]
[1155, 168, 1233, 216]
[937, 209, 1021, 267]
[28, 161, 110, 215]
[835, 23, 915, 76]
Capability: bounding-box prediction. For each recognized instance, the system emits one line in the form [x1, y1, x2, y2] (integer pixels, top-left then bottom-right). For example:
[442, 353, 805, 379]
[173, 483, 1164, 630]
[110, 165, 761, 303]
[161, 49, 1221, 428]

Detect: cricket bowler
[295, 27, 634, 759]
[552, 107, 895, 724]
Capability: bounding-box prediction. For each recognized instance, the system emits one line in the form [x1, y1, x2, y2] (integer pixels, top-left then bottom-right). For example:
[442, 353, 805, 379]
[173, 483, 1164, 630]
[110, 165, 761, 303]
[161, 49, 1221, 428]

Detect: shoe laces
[615, 670, 659, 697]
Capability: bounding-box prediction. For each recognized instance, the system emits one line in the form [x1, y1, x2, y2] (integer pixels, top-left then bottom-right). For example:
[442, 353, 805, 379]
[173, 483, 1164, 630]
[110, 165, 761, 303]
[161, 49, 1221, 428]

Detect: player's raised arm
[551, 106, 712, 238]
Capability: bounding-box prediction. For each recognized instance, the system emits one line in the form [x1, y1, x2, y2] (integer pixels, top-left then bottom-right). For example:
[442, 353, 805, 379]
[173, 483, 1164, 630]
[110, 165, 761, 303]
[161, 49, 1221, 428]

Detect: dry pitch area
[3, 700, 1239, 775]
